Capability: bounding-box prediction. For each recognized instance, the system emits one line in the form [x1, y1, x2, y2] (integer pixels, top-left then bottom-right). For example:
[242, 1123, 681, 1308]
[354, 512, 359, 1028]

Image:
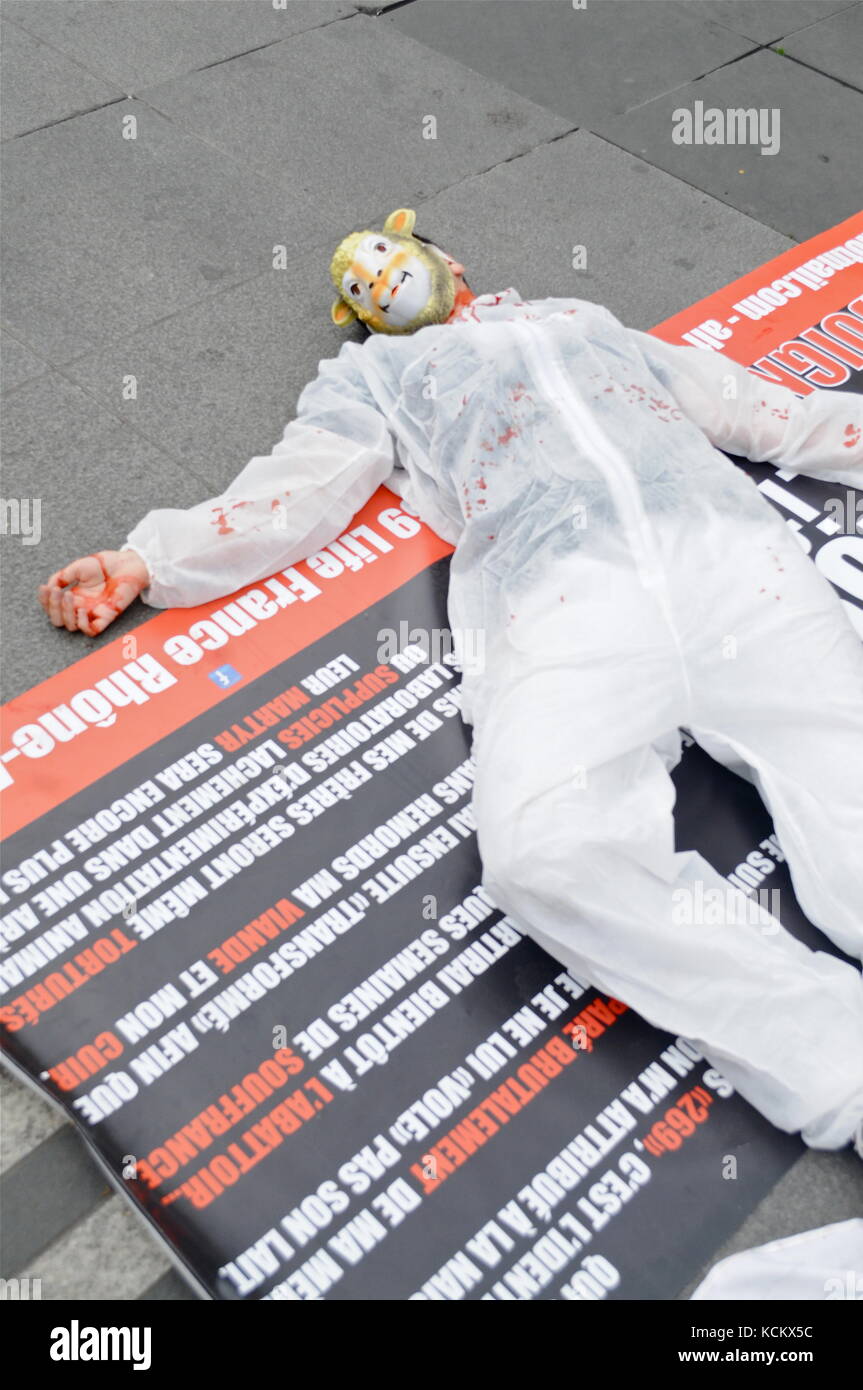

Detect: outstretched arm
[627, 329, 863, 486]
[38, 346, 397, 634]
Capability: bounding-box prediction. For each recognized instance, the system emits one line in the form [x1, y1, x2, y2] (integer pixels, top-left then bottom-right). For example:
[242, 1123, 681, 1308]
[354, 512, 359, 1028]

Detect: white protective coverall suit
[689, 1218, 863, 1300]
[125, 288, 863, 1152]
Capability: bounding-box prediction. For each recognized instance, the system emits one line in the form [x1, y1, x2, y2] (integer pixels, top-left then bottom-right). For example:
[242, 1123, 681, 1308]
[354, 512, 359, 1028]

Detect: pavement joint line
[20, 253, 347, 493]
[127, 87, 332, 201]
[0, 330, 55, 391]
[1, 263, 274, 405]
[0, 13, 131, 105]
[707, 0, 858, 49]
[8, 350, 209, 485]
[134, 12, 576, 205]
[358, 0, 418, 13]
[767, 0, 863, 46]
[588, 124, 801, 247]
[2, 366, 65, 399]
[767, 47, 863, 98]
[4, 95, 128, 143]
[128, 10, 450, 184]
[163, 5, 362, 88]
[0, 1054, 204, 1293]
[31, 352, 221, 492]
[0, 1132, 110, 1277]
[150, 37, 302, 82]
[384, 121, 580, 210]
[2, 3, 359, 110]
[390, 114, 761, 228]
[601, 41, 764, 121]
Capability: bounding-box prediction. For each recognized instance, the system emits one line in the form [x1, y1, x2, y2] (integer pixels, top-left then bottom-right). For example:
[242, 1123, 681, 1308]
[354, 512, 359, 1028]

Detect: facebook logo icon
[209, 664, 243, 689]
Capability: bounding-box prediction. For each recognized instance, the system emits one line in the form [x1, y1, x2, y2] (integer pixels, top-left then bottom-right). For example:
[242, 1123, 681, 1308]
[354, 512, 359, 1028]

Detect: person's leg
[471, 503, 863, 1151]
[656, 504, 863, 1147]
[472, 683, 863, 1149]
[683, 513, 863, 968]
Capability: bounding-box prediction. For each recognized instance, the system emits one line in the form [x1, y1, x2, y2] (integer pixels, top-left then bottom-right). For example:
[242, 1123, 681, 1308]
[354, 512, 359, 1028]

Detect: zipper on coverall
[511, 319, 695, 715]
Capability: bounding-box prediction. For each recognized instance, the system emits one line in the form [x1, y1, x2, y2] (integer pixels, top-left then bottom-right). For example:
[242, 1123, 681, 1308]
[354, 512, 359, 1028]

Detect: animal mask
[329, 208, 456, 335]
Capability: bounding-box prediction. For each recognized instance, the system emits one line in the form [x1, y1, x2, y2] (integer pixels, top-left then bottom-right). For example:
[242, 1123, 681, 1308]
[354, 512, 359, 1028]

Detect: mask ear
[331, 298, 358, 327]
[384, 208, 416, 237]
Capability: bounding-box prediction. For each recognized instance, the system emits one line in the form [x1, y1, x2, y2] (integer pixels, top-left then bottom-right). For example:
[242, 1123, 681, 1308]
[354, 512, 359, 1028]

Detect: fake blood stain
[210, 499, 254, 535]
[60, 553, 141, 631]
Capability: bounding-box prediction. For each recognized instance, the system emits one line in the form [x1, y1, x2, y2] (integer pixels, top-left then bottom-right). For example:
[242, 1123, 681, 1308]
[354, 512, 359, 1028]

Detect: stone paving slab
[3, 0, 354, 93]
[0, 1126, 109, 1277]
[387, 0, 756, 125]
[0, 1071, 66, 1174]
[139, 13, 572, 226]
[593, 46, 863, 240]
[1, 99, 329, 367]
[1, 330, 48, 393]
[57, 263, 358, 493]
[1, 369, 204, 701]
[403, 129, 793, 331]
[0, 16, 123, 139]
[679, 1147, 863, 1296]
[11, 1192, 172, 1300]
[780, 1, 863, 88]
[697, 0, 856, 44]
[55, 130, 792, 503]
[139, 1268, 201, 1300]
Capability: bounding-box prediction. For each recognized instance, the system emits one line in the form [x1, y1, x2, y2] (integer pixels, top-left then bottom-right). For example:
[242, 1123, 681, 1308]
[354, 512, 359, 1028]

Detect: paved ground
[2, 0, 862, 1301]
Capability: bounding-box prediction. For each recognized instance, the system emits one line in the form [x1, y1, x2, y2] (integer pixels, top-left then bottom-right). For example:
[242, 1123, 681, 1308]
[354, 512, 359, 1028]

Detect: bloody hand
[38, 550, 150, 636]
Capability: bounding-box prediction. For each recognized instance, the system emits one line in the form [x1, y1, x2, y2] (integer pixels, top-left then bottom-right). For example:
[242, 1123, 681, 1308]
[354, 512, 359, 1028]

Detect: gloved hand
[38, 549, 150, 636]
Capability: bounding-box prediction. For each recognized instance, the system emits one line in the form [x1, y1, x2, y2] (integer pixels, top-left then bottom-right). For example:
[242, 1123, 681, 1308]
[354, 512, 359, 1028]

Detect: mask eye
[349, 283, 361, 297]
[375, 241, 387, 253]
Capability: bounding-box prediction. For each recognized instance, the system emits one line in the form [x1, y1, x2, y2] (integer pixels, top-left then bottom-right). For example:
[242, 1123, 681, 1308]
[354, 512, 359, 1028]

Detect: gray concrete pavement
[2, 0, 862, 1301]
